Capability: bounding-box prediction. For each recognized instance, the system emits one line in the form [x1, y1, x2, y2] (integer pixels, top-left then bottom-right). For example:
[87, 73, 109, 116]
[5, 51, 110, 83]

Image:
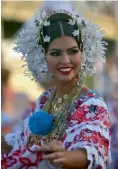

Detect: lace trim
[81, 97, 107, 108]
[65, 123, 110, 140]
[68, 145, 111, 169]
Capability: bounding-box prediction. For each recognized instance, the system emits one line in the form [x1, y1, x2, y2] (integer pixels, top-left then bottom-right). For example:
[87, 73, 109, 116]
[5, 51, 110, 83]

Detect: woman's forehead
[47, 36, 78, 51]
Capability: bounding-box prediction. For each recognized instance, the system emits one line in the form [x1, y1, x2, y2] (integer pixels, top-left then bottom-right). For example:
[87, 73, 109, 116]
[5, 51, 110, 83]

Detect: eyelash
[50, 50, 79, 56]
[50, 52, 60, 56]
[69, 50, 79, 55]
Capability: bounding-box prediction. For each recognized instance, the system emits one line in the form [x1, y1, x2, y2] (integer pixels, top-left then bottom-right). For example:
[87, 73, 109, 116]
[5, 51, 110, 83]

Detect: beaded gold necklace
[28, 71, 84, 146]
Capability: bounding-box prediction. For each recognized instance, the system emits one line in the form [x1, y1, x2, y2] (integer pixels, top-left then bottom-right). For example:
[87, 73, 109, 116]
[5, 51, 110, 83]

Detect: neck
[53, 78, 78, 97]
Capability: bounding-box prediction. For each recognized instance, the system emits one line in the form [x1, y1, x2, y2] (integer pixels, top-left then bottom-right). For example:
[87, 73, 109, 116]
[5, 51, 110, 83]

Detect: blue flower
[28, 111, 54, 136]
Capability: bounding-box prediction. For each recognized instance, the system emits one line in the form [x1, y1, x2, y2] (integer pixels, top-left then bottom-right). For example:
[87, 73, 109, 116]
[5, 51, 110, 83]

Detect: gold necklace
[42, 79, 84, 143]
[27, 86, 81, 146]
[50, 84, 79, 114]
[28, 71, 84, 146]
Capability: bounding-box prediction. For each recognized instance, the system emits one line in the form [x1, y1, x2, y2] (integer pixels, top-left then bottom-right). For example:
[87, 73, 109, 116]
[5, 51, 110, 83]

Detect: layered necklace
[28, 71, 84, 146]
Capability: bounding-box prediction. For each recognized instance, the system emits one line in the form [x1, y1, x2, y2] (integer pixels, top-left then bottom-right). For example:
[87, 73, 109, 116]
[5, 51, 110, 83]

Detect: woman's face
[46, 36, 82, 83]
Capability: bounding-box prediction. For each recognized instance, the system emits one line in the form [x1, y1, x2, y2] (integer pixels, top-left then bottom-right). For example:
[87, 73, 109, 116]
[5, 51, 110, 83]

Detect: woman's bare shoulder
[81, 85, 90, 95]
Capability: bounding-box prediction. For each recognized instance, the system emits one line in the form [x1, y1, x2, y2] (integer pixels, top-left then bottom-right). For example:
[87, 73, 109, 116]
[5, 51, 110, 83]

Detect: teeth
[59, 68, 72, 72]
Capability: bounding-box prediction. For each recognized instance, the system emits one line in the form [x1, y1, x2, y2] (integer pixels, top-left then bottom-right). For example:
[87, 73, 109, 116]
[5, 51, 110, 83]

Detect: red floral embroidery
[1, 90, 111, 169]
[87, 93, 95, 97]
[40, 95, 48, 105]
[97, 165, 102, 169]
[19, 157, 37, 167]
[76, 99, 82, 109]
[2, 156, 17, 168]
[21, 131, 25, 142]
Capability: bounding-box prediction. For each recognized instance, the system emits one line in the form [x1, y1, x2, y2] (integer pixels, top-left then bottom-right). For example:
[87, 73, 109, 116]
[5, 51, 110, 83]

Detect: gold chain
[28, 70, 84, 146]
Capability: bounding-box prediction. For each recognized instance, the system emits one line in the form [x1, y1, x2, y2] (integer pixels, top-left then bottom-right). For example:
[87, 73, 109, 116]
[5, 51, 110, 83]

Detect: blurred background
[1, 1, 118, 168]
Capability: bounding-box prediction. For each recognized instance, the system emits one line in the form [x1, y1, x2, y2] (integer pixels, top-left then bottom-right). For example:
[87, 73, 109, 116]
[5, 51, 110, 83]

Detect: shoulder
[76, 89, 107, 109]
[35, 88, 54, 111]
[72, 89, 111, 126]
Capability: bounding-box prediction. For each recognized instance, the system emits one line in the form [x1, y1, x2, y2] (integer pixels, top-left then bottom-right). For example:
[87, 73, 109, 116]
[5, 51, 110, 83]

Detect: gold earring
[77, 69, 84, 92]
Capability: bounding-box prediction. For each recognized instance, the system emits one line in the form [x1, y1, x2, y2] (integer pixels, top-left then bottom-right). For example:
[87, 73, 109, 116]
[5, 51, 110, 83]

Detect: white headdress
[14, 2, 107, 84]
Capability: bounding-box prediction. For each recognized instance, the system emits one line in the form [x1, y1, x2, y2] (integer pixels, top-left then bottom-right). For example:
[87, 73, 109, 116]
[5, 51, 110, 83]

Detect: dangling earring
[77, 69, 84, 92]
[42, 71, 52, 89]
[43, 71, 52, 81]
[50, 73, 52, 77]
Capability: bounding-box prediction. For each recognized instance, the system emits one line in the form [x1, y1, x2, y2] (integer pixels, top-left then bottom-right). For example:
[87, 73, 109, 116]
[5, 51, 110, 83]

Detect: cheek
[46, 57, 57, 72]
[47, 60, 53, 72]
[73, 53, 82, 67]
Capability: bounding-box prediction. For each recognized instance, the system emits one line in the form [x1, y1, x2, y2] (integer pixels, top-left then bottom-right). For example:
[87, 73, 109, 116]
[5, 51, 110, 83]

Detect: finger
[43, 152, 64, 160]
[29, 145, 41, 151]
[51, 140, 63, 145]
[48, 160, 63, 168]
[51, 139, 58, 143]
[39, 145, 53, 152]
[52, 158, 65, 168]
[40, 144, 65, 152]
[53, 157, 65, 163]
[58, 141, 63, 145]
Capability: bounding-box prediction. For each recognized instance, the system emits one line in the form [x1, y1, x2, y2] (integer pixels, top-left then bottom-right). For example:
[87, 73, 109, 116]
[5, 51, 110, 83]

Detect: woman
[1, 4, 111, 169]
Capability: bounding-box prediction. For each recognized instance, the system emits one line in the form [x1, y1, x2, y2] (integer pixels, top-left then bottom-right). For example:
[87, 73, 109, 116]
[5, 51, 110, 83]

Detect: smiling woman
[46, 36, 82, 89]
[1, 2, 111, 169]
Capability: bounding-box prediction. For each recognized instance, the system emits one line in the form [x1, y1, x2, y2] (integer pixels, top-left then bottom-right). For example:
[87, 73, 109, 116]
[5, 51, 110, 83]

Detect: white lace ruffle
[64, 122, 111, 167]
[68, 144, 111, 169]
[63, 96, 111, 168]
[4, 131, 23, 152]
[81, 97, 107, 108]
[65, 122, 110, 140]
[3, 90, 111, 169]
[3, 93, 44, 153]
[4, 113, 31, 152]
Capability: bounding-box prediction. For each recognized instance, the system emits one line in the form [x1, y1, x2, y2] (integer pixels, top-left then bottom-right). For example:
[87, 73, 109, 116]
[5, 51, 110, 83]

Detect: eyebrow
[49, 46, 79, 52]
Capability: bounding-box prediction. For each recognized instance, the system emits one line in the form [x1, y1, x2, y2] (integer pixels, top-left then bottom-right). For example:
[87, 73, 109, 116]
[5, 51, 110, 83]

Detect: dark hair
[40, 13, 83, 52]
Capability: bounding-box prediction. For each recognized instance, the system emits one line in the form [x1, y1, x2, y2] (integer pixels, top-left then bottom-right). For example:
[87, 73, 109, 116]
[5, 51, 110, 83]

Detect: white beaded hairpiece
[14, 7, 107, 84]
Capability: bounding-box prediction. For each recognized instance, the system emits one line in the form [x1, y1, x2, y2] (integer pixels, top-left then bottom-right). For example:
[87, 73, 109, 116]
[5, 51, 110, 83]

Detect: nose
[60, 53, 70, 64]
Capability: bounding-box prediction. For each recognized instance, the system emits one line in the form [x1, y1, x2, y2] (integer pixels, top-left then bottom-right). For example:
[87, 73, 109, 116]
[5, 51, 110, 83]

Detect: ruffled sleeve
[3, 89, 52, 152]
[1, 91, 49, 169]
[4, 97, 38, 152]
[63, 92, 111, 169]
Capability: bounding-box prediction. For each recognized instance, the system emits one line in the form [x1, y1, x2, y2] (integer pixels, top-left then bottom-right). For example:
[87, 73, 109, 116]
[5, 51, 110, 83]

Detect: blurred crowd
[1, 65, 36, 134]
[104, 58, 118, 169]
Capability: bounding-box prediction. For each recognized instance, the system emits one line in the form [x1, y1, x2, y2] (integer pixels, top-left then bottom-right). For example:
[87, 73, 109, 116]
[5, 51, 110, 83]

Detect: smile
[58, 67, 73, 75]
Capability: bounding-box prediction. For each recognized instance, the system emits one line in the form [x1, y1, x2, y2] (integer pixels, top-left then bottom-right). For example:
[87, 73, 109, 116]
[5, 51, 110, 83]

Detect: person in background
[107, 83, 118, 169]
[1, 67, 14, 134]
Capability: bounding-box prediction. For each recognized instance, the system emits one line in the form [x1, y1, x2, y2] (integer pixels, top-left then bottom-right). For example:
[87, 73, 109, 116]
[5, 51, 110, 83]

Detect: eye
[69, 49, 79, 55]
[50, 51, 60, 56]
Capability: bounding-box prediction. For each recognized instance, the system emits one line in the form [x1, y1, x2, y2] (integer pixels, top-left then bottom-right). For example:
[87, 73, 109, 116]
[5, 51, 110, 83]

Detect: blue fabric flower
[28, 111, 54, 136]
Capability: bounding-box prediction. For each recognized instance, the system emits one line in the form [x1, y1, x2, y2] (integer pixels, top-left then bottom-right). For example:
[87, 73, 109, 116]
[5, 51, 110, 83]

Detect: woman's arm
[39, 140, 89, 169]
[63, 96, 111, 169]
[62, 149, 90, 169]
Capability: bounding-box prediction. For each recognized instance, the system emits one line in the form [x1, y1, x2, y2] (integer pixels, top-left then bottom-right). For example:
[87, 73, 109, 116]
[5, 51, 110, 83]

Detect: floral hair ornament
[14, 7, 107, 84]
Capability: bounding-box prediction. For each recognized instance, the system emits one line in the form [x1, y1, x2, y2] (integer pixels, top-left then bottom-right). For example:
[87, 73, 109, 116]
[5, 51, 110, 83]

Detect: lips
[58, 67, 73, 75]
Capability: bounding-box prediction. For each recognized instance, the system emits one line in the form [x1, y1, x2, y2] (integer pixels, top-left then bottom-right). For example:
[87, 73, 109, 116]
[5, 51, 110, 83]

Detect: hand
[40, 140, 66, 168]
[40, 140, 89, 169]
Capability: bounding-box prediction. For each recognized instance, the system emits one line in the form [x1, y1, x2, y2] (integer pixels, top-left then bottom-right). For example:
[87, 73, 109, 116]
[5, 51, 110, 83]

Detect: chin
[58, 76, 74, 82]
[54, 73, 76, 83]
